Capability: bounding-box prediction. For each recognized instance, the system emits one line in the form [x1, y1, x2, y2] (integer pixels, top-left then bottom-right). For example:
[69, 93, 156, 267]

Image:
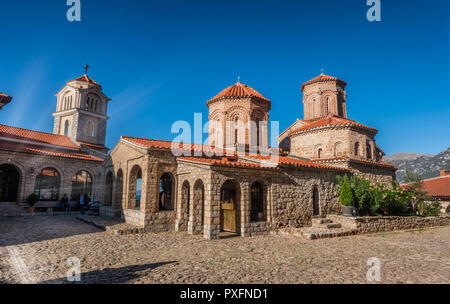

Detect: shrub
[338, 176, 354, 207]
[335, 175, 416, 216]
[26, 193, 39, 207]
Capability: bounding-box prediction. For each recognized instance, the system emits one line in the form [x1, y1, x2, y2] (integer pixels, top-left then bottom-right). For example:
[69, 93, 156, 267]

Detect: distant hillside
[384, 148, 450, 183]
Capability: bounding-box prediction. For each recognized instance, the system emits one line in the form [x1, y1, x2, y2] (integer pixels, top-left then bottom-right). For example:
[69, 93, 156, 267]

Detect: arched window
[334, 142, 343, 157]
[34, 168, 60, 201]
[86, 121, 95, 137]
[366, 143, 372, 160]
[71, 170, 93, 202]
[250, 182, 265, 222]
[355, 142, 360, 156]
[85, 98, 91, 111]
[0, 164, 20, 202]
[159, 173, 174, 210]
[317, 148, 323, 159]
[64, 120, 70, 136]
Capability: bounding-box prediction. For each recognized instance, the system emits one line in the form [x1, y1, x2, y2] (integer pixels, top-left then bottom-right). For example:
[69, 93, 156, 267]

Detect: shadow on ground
[39, 261, 178, 284]
[0, 216, 103, 247]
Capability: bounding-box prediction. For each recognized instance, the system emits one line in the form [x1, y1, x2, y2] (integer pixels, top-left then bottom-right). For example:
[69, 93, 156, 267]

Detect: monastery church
[0, 70, 396, 239]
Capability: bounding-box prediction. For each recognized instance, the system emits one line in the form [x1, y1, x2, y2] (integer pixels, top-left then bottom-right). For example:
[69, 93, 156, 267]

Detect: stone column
[203, 200, 220, 240]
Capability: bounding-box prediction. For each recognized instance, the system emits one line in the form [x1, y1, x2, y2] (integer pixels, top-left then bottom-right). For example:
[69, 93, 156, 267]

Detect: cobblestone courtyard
[0, 216, 449, 284]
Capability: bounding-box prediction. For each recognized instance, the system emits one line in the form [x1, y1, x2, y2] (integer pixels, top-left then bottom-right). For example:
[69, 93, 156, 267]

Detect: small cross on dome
[84, 63, 90, 75]
[320, 67, 325, 75]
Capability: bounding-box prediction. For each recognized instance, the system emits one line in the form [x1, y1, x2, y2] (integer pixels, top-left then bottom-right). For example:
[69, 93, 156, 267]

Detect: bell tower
[301, 73, 347, 121]
[53, 65, 110, 146]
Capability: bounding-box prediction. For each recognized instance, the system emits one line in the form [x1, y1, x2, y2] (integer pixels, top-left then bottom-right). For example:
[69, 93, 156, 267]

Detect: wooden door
[221, 202, 236, 232]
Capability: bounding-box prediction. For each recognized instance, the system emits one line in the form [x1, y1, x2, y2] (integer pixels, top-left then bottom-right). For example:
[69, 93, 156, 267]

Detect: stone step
[312, 218, 332, 225]
[322, 223, 342, 229]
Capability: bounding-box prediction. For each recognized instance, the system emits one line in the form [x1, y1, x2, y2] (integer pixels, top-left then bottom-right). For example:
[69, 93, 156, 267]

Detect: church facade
[0, 71, 396, 239]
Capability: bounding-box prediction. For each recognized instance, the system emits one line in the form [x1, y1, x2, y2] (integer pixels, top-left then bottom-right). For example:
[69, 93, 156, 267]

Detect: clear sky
[0, 0, 449, 155]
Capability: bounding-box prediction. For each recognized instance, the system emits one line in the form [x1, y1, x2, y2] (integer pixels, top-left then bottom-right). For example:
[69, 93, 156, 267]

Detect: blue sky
[0, 0, 449, 155]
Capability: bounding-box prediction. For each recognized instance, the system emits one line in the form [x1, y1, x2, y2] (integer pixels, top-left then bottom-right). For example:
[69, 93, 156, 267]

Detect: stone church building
[0, 71, 396, 239]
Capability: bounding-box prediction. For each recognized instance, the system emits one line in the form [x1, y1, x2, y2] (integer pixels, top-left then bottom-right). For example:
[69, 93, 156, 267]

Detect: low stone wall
[99, 206, 121, 218]
[122, 209, 175, 231]
[328, 214, 450, 233]
[241, 221, 272, 237]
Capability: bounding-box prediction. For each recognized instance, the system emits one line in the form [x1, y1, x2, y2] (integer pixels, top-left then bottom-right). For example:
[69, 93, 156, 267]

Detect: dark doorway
[0, 164, 20, 202]
[250, 182, 265, 222]
[312, 186, 320, 216]
[159, 173, 174, 210]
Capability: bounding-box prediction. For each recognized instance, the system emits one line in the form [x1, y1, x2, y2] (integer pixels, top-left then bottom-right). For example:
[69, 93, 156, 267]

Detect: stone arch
[219, 179, 241, 233]
[312, 185, 320, 216]
[159, 172, 174, 211]
[128, 165, 142, 210]
[366, 141, 373, 160]
[34, 167, 61, 201]
[315, 144, 323, 159]
[334, 141, 343, 157]
[103, 170, 114, 206]
[181, 180, 190, 225]
[355, 142, 360, 157]
[114, 169, 124, 211]
[71, 170, 93, 205]
[0, 163, 21, 203]
[189, 179, 205, 235]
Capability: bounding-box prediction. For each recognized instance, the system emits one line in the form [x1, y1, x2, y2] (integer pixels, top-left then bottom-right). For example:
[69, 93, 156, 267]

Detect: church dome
[301, 73, 347, 91]
[207, 81, 271, 105]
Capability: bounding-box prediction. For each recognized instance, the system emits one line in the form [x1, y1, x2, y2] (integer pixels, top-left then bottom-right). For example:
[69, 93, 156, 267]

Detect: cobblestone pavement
[0, 216, 449, 284]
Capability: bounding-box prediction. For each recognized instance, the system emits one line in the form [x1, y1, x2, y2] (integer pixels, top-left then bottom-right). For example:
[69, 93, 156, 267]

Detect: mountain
[384, 148, 450, 183]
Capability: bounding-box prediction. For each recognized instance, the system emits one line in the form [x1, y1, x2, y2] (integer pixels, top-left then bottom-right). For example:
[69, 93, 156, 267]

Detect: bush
[26, 193, 39, 207]
[336, 175, 414, 216]
[416, 201, 441, 217]
[338, 176, 354, 207]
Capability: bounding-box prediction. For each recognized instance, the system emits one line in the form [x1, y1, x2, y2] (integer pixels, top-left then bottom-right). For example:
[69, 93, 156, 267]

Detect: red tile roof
[178, 156, 272, 170]
[0, 124, 79, 149]
[123, 136, 348, 171]
[77, 141, 108, 150]
[0, 92, 12, 104]
[311, 156, 396, 169]
[122, 136, 227, 155]
[207, 81, 270, 105]
[289, 115, 378, 135]
[244, 154, 349, 171]
[301, 73, 347, 91]
[421, 176, 450, 198]
[67, 74, 100, 86]
[0, 141, 103, 162]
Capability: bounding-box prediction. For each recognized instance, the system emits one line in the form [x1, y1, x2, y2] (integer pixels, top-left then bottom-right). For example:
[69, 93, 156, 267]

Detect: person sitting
[60, 194, 69, 213]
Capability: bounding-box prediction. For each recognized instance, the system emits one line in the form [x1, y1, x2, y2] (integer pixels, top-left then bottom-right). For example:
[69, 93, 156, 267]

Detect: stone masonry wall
[0, 150, 103, 216]
[328, 214, 450, 233]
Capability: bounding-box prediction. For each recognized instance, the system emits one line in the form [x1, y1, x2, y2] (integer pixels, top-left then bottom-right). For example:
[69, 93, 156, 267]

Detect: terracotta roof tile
[0, 124, 79, 149]
[289, 115, 378, 135]
[122, 136, 228, 155]
[421, 176, 450, 198]
[301, 73, 347, 91]
[207, 82, 270, 105]
[0, 141, 103, 162]
[178, 156, 272, 170]
[310, 156, 396, 169]
[67, 74, 100, 86]
[245, 154, 349, 171]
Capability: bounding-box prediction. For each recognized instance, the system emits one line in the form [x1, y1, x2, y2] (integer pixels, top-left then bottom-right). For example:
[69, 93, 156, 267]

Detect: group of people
[59, 193, 92, 214]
